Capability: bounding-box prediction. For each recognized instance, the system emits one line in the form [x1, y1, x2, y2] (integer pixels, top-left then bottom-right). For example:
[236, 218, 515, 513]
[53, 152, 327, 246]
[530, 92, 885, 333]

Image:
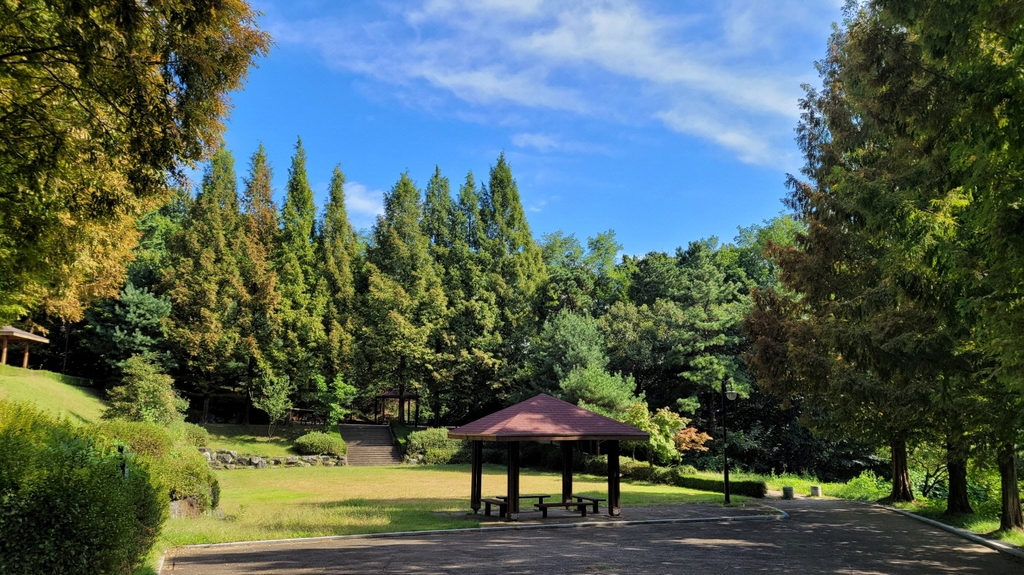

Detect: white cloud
[268, 1, 838, 168]
[345, 181, 385, 229]
[511, 132, 608, 154]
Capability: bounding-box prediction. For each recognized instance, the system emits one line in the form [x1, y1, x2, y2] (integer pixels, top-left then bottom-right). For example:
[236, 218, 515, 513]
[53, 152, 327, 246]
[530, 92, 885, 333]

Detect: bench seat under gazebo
[448, 394, 649, 521]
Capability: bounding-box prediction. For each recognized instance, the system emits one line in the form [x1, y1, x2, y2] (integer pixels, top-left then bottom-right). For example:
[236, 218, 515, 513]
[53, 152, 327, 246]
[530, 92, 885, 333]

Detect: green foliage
[406, 427, 467, 464]
[827, 471, 890, 501]
[313, 374, 358, 426]
[0, 0, 269, 322]
[168, 422, 211, 449]
[562, 365, 638, 415]
[293, 431, 347, 457]
[0, 400, 166, 574]
[93, 419, 219, 512]
[671, 475, 767, 498]
[103, 354, 186, 425]
[84, 283, 172, 380]
[622, 402, 688, 465]
[252, 375, 294, 437]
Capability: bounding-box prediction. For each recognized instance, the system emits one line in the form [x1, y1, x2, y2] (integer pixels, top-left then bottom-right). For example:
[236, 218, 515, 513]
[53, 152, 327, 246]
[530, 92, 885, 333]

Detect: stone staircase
[339, 424, 402, 466]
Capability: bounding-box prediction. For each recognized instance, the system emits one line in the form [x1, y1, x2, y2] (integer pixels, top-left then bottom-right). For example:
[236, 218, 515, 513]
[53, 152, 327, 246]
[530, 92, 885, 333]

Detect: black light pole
[721, 378, 738, 504]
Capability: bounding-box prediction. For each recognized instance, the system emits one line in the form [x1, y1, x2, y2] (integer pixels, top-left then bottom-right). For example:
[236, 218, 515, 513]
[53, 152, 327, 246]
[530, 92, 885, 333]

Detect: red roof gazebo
[448, 394, 649, 520]
[0, 326, 48, 369]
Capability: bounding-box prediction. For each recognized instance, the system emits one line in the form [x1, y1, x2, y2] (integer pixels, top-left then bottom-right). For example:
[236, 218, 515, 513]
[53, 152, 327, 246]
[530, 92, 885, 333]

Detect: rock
[236, 456, 251, 466]
[228, 450, 239, 459]
[323, 460, 335, 467]
[285, 456, 298, 465]
[169, 497, 201, 519]
[202, 451, 212, 462]
[217, 452, 234, 464]
[255, 459, 268, 469]
[249, 455, 262, 466]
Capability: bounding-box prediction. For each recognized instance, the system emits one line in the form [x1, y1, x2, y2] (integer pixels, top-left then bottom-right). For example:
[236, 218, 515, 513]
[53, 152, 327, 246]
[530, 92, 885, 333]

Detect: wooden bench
[571, 494, 606, 513]
[534, 501, 590, 518]
[481, 498, 507, 517]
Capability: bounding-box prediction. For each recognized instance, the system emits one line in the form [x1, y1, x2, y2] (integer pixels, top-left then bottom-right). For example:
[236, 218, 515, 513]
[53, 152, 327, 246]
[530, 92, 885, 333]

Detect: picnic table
[481, 494, 550, 517]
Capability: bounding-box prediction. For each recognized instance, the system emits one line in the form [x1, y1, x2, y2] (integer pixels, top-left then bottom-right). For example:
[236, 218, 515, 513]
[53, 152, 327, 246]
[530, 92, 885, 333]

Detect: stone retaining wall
[199, 448, 347, 470]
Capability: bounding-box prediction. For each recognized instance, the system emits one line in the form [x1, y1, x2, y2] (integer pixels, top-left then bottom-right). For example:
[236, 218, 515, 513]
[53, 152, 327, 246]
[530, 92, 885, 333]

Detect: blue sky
[217, 0, 844, 256]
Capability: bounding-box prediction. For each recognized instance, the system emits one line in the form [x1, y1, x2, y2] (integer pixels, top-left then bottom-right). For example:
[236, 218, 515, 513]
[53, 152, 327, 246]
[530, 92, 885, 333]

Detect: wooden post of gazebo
[561, 441, 574, 502]
[470, 440, 483, 514]
[1, 337, 7, 365]
[507, 441, 520, 521]
[607, 440, 621, 516]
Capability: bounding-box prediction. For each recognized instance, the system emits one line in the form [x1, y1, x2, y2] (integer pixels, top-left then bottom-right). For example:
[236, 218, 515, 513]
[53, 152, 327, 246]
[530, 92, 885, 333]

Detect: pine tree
[163, 148, 246, 422]
[276, 138, 327, 405]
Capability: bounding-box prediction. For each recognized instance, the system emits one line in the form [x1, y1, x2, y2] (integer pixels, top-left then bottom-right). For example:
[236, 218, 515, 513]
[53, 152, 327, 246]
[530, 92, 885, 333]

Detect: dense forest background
[21, 140, 875, 482]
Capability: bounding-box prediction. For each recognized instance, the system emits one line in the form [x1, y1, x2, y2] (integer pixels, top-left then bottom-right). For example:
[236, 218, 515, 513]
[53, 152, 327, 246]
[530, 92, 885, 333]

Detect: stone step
[339, 424, 402, 465]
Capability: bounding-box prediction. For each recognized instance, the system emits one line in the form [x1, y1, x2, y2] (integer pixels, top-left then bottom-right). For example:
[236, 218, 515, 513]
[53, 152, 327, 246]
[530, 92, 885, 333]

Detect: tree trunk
[998, 443, 1023, 531]
[202, 395, 211, 424]
[888, 436, 914, 503]
[945, 449, 972, 515]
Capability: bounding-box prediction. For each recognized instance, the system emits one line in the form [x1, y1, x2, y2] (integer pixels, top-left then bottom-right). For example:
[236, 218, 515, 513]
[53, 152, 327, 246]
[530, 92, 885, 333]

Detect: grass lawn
[895, 499, 1024, 547]
[203, 423, 344, 457]
[161, 463, 737, 546]
[0, 364, 105, 423]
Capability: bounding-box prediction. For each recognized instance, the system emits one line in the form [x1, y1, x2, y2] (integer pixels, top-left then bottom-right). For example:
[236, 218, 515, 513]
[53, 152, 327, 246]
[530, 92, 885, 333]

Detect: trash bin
[782, 486, 794, 500]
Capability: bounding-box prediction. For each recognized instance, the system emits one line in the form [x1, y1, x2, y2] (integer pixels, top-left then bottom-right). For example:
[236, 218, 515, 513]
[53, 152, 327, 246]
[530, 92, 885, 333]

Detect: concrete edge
[176, 506, 789, 551]
[872, 502, 1024, 562]
[155, 550, 167, 573]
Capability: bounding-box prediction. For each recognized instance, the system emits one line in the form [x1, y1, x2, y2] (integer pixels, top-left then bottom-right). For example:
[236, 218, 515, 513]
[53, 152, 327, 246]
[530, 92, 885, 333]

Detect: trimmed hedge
[0, 399, 166, 574]
[294, 431, 347, 457]
[672, 476, 767, 498]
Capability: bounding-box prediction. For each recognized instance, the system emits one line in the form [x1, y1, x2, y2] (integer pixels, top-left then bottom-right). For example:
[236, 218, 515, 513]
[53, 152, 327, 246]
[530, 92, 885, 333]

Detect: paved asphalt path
[163, 498, 1023, 574]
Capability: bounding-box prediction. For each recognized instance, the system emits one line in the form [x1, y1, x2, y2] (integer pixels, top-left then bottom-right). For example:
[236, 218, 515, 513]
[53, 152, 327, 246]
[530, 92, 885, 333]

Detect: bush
[0, 399, 166, 574]
[94, 419, 220, 512]
[294, 431, 347, 457]
[406, 427, 468, 464]
[169, 421, 211, 448]
[103, 354, 187, 424]
[831, 471, 890, 500]
[671, 474, 767, 498]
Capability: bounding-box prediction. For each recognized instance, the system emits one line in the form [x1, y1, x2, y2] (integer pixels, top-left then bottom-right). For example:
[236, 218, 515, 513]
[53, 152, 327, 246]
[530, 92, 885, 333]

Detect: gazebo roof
[448, 394, 649, 442]
[0, 326, 48, 344]
[378, 389, 419, 399]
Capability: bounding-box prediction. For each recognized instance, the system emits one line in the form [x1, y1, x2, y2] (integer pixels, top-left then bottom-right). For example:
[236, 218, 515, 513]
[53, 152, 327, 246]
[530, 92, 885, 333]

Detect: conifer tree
[163, 148, 245, 422]
[479, 154, 546, 395]
[319, 166, 360, 388]
[276, 138, 327, 405]
[238, 144, 285, 425]
[360, 173, 446, 422]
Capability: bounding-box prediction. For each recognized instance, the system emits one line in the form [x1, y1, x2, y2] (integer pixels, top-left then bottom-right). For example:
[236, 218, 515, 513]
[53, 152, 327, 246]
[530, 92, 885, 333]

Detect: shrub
[93, 419, 220, 512]
[671, 474, 767, 498]
[103, 354, 187, 424]
[169, 421, 211, 448]
[832, 471, 890, 500]
[0, 399, 166, 574]
[294, 431, 347, 457]
[405, 427, 468, 464]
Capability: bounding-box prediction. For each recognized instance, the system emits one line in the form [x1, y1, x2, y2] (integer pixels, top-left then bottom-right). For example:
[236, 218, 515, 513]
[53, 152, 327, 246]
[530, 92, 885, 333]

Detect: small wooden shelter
[0, 326, 48, 369]
[374, 389, 420, 425]
[448, 393, 649, 521]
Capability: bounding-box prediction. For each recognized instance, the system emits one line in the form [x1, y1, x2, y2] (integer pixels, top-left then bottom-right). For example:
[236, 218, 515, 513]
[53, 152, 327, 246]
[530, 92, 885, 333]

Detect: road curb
[176, 506, 789, 551]
[872, 502, 1024, 563]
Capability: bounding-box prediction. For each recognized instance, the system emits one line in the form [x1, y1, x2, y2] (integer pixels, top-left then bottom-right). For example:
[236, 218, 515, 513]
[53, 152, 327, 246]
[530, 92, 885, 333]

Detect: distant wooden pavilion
[448, 393, 649, 521]
[374, 389, 420, 425]
[0, 326, 48, 369]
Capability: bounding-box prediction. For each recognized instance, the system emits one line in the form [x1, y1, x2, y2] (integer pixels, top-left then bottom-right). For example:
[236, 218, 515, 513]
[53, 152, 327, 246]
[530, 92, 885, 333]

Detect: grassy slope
[203, 424, 346, 457]
[0, 364, 105, 423]
[161, 464, 736, 545]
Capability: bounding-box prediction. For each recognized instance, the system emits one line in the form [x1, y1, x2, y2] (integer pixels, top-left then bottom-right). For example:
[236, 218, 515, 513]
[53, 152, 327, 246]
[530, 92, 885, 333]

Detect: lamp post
[721, 378, 738, 504]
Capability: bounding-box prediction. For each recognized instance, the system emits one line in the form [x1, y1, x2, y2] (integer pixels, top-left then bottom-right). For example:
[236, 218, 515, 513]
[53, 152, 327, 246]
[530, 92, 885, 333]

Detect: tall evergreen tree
[163, 148, 245, 422]
[360, 173, 446, 423]
[276, 138, 327, 404]
[238, 144, 285, 425]
[479, 154, 547, 395]
[319, 166, 361, 388]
